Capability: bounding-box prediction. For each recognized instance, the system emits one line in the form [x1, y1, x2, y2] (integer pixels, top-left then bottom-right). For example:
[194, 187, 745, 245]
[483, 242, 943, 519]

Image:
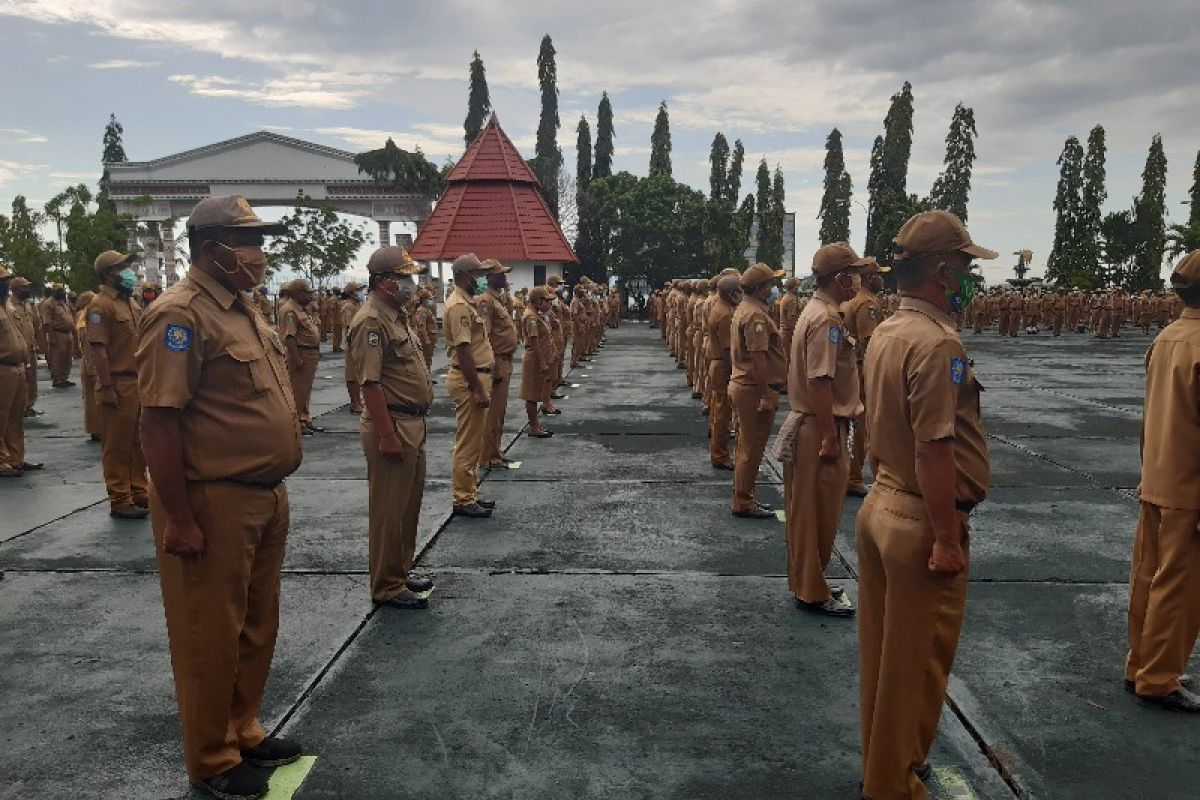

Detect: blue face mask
[768, 286, 782, 304]
[118, 268, 138, 293]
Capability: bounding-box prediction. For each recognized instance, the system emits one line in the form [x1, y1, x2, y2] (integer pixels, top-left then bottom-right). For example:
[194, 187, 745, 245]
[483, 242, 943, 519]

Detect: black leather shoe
[378, 589, 430, 610]
[540, 407, 562, 416]
[711, 461, 735, 471]
[796, 597, 856, 618]
[846, 484, 869, 498]
[110, 505, 149, 520]
[476, 498, 497, 509]
[755, 501, 774, 513]
[732, 507, 775, 520]
[529, 429, 553, 438]
[550, 392, 567, 400]
[193, 762, 269, 800]
[1137, 687, 1200, 713]
[19, 462, 43, 471]
[241, 736, 302, 767]
[453, 503, 493, 518]
[691, 391, 703, 400]
[406, 574, 434, 593]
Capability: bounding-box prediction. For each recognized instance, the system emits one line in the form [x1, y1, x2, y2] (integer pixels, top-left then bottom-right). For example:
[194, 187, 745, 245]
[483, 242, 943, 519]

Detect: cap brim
[192, 221, 288, 236]
[487, 264, 513, 274]
[961, 243, 999, 260]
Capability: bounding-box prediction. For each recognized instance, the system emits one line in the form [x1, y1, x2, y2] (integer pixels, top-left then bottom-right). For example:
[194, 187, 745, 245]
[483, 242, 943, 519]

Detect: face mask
[473, 276, 488, 295]
[384, 276, 416, 304]
[424, 299, 434, 309]
[118, 268, 138, 293]
[943, 266, 976, 312]
[768, 286, 782, 304]
[213, 243, 269, 286]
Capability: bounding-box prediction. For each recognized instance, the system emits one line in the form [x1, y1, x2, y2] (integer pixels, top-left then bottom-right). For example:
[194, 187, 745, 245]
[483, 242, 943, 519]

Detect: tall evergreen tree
[864, 135, 885, 256]
[593, 92, 615, 180]
[1131, 134, 1168, 289]
[1078, 125, 1107, 278]
[1189, 148, 1200, 229]
[1046, 136, 1087, 286]
[102, 114, 126, 165]
[927, 103, 978, 221]
[754, 158, 771, 262]
[648, 101, 672, 178]
[761, 166, 787, 270]
[575, 115, 602, 280]
[708, 133, 730, 202]
[727, 140, 745, 206]
[464, 50, 491, 147]
[735, 193, 756, 261]
[871, 82, 916, 261]
[534, 35, 563, 220]
[818, 128, 852, 244]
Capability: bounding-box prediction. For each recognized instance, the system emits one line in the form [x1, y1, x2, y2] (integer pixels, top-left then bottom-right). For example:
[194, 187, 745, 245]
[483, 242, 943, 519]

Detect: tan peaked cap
[366, 246, 426, 276]
[188, 195, 287, 235]
[740, 262, 786, 290]
[893, 210, 998, 260]
[1171, 249, 1200, 288]
[94, 250, 135, 275]
[450, 253, 486, 275]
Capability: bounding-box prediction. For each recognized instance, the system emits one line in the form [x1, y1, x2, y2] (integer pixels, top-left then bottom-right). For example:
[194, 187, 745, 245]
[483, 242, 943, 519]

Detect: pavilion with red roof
[409, 116, 578, 292]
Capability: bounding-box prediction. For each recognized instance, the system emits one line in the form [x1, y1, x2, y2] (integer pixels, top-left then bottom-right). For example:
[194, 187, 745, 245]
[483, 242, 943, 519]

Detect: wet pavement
[1, 322, 1195, 799]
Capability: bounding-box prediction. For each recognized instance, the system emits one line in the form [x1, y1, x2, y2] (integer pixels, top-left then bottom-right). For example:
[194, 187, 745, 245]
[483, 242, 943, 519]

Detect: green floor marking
[774, 509, 786, 523]
[263, 756, 317, 800]
[931, 766, 977, 799]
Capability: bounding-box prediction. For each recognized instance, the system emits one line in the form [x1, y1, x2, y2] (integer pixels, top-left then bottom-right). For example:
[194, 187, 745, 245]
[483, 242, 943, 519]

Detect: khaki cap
[343, 281, 362, 294]
[784, 277, 800, 289]
[893, 210, 998, 260]
[1170, 250, 1200, 289]
[450, 253, 486, 275]
[547, 274, 565, 287]
[812, 242, 873, 277]
[187, 195, 287, 235]
[283, 278, 314, 295]
[10, 276, 30, 289]
[860, 257, 890, 274]
[483, 258, 512, 274]
[94, 250, 135, 275]
[740, 262, 786, 291]
[529, 286, 552, 301]
[366, 246, 426, 276]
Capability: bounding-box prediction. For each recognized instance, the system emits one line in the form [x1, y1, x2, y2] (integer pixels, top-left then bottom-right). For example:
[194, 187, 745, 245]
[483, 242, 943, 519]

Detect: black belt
[955, 500, 978, 514]
[214, 477, 285, 490]
[298, 344, 320, 351]
[769, 383, 786, 393]
[110, 371, 137, 378]
[0, 360, 22, 367]
[387, 403, 429, 417]
[451, 365, 493, 374]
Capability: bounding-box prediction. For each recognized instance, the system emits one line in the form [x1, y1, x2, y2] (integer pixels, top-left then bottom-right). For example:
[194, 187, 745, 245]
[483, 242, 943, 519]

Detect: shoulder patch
[88, 310, 102, 324]
[755, 322, 765, 334]
[287, 312, 297, 324]
[366, 331, 381, 347]
[164, 324, 193, 352]
[828, 326, 842, 344]
[950, 357, 967, 385]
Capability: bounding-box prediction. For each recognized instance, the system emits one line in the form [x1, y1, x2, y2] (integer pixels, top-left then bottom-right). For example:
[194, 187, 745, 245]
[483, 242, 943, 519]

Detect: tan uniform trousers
[81, 367, 100, 437]
[1052, 311, 1065, 336]
[361, 413, 426, 602]
[1126, 502, 1200, 696]
[152, 480, 288, 781]
[707, 360, 732, 464]
[290, 348, 320, 424]
[47, 330, 73, 383]
[856, 486, 968, 800]
[24, 360, 36, 411]
[1096, 310, 1112, 338]
[0, 363, 26, 469]
[996, 310, 1010, 337]
[331, 323, 345, 352]
[785, 418, 850, 603]
[447, 369, 492, 506]
[482, 355, 513, 466]
[849, 367, 869, 490]
[422, 340, 435, 370]
[729, 382, 777, 513]
[690, 329, 704, 388]
[99, 375, 147, 507]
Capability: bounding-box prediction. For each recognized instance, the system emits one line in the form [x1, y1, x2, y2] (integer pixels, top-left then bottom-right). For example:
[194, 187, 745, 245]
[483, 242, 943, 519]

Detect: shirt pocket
[222, 342, 273, 399]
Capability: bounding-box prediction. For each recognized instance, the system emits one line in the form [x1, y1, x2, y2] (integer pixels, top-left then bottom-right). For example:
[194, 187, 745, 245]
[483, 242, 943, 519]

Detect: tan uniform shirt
[479, 288, 518, 357]
[346, 295, 432, 412]
[0, 300, 27, 365]
[340, 298, 360, 329]
[731, 295, 786, 388]
[1138, 309, 1200, 510]
[522, 308, 555, 370]
[277, 299, 320, 348]
[778, 291, 801, 337]
[136, 267, 301, 484]
[6, 297, 35, 364]
[87, 285, 142, 374]
[864, 296, 989, 506]
[844, 290, 883, 361]
[41, 298, 74, 334]
[706, 297, 735, 361]
[443, 286, 494, 369]
[788, 290, 861, 418]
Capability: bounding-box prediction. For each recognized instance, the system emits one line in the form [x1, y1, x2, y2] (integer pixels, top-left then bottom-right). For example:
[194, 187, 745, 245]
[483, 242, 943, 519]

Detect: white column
[161, 219, 177, 285]
[377, 220, 391, 248]
[126, 223, 139, 262]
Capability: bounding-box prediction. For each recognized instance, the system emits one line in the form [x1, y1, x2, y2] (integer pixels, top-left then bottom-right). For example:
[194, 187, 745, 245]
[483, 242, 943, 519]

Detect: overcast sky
[0, 0, 1197, 284]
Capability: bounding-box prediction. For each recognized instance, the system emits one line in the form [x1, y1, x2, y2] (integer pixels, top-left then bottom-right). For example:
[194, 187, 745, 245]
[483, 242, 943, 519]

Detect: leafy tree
[102, 113, 127, 165]
[353, 138, 444, 194]
[590, 172, 705, 286]
[60, 186, 127, 290]
[265, 193, 371, 286]
[927, 103, 977, 221]
[1188, 148, 1200, 229]
[759, 166, 786, 270]
[1078, 125, 1107, 278]
[865, 83, 915, 261]
[708, 133, 729, 202]
[1165, 220, 1200, 260]
[534, 34, 563, 220]
[574, 115, 603, 281]
[648, 101, 672, 178]
[0, 196, 53, 286]
[1101, 210, 1138, 287]
[593, 92, 615, 180]
[464, 50, 491, 146]
[864, 135, 885, 256]
[1131, 134, 1168, 290]
[736, 194, 756, 259]
[818, 128, 852, 245]
[1046, 136, 1088, 286]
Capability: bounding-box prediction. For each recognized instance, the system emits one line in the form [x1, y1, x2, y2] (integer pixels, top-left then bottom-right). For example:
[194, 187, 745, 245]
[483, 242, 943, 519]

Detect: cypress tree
[864, 135, 885, 256]
[575, 115, 601, 280]
[818, 128, 851, 245]
[1188, 148, 1200, 229]
[727, 139, 745, 206]
[534, 35, 562, 219]
[866, 83, 915, 260]
[927, 103, 977, 221]
[593, 92, 615, 180]
[1046, 136, 1086, 286]
[1078, 125, 1107, 280]
[754, 158, 771, 262]
[648, 101, 672, 178]
[735, 193, 755, 263]
[708, 133, 730, 201]
[764, 166, 786, 270]
[1132, 134, 1168, 289]
[464, 50, 491, 147]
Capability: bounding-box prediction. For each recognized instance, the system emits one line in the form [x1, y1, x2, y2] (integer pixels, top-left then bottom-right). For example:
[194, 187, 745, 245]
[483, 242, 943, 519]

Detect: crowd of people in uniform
[649, 209, 1200, 800]
[2, 195, 1198, 800]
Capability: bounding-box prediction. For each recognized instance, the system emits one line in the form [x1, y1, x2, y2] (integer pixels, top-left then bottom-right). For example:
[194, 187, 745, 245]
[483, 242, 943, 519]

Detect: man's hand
[818, 431, 841, 462]
[928, 539, 968, 576]
[99, 385, 119, 408]
[473, 388, 490, 409]
[378, 433, 406, 463]
[164, 517, 206, 559]
[757, 394, 777, 413]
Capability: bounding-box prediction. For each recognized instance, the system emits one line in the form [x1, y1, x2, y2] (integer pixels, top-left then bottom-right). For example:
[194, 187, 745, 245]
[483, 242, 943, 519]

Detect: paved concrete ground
[1, 322, 1196, 799]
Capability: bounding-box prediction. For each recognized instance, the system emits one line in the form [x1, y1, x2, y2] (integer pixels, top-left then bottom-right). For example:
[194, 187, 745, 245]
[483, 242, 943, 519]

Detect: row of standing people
[963, 287, 1185, 337]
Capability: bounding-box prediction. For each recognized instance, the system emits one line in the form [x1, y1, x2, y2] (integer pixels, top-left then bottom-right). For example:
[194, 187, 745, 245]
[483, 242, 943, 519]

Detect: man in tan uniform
[857, 210, 995, 800]
[7, 276, 38, 415]
[777, 277, 801, 369]
[277, 279, 322, 435]
[137, 196, 302, 799]
[843, 261, 889, 497]
[411, 286, 438, 372]
[730, 262, 787, 519]
[347, 246, 434, 610]
[1125, 249, 1200, 713]
[520, 286, 555, 438]
[479, 259, 519, 469]
[340, 282, 364, 413]
[707, 273, 740, 470]
[88, 250, 148, 519]
[783, 243, 870, 618]
[0, 266, 32, 477]
[41, 282, 76, 387]
[75, 291, 101, 442]
[444, 253, 495, 517]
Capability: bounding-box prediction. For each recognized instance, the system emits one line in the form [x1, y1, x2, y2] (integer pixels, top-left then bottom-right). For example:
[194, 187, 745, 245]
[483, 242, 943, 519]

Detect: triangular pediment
[107, 131, 367, 182]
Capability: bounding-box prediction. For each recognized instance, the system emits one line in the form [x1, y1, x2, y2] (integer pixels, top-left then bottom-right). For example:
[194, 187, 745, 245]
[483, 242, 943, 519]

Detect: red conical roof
[409, 117, 577, 264]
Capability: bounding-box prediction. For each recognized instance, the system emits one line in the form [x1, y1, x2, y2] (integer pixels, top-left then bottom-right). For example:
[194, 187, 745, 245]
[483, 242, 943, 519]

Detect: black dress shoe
[755, 501, 774, 512]
[476, 498, 497, 509]
[550, 392, 567, 400]
[732, 507, 775, 520]
[1137, 687, 1200, 713]
[796, 597, 856, 618]
[406, 574, 434, 593]
[19, 462, 43, 471]
[377, 589, 430, 610]
[193, 762, 269, 800]
[453, 503, 493, 518]
[241, 736, 302, 767]
[528, 429, 554, 438]
[110, 505, 149, 520]
[691, 391, 703, 400]
[541, 407, 562, 416]
[711, 461, 735, 471]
